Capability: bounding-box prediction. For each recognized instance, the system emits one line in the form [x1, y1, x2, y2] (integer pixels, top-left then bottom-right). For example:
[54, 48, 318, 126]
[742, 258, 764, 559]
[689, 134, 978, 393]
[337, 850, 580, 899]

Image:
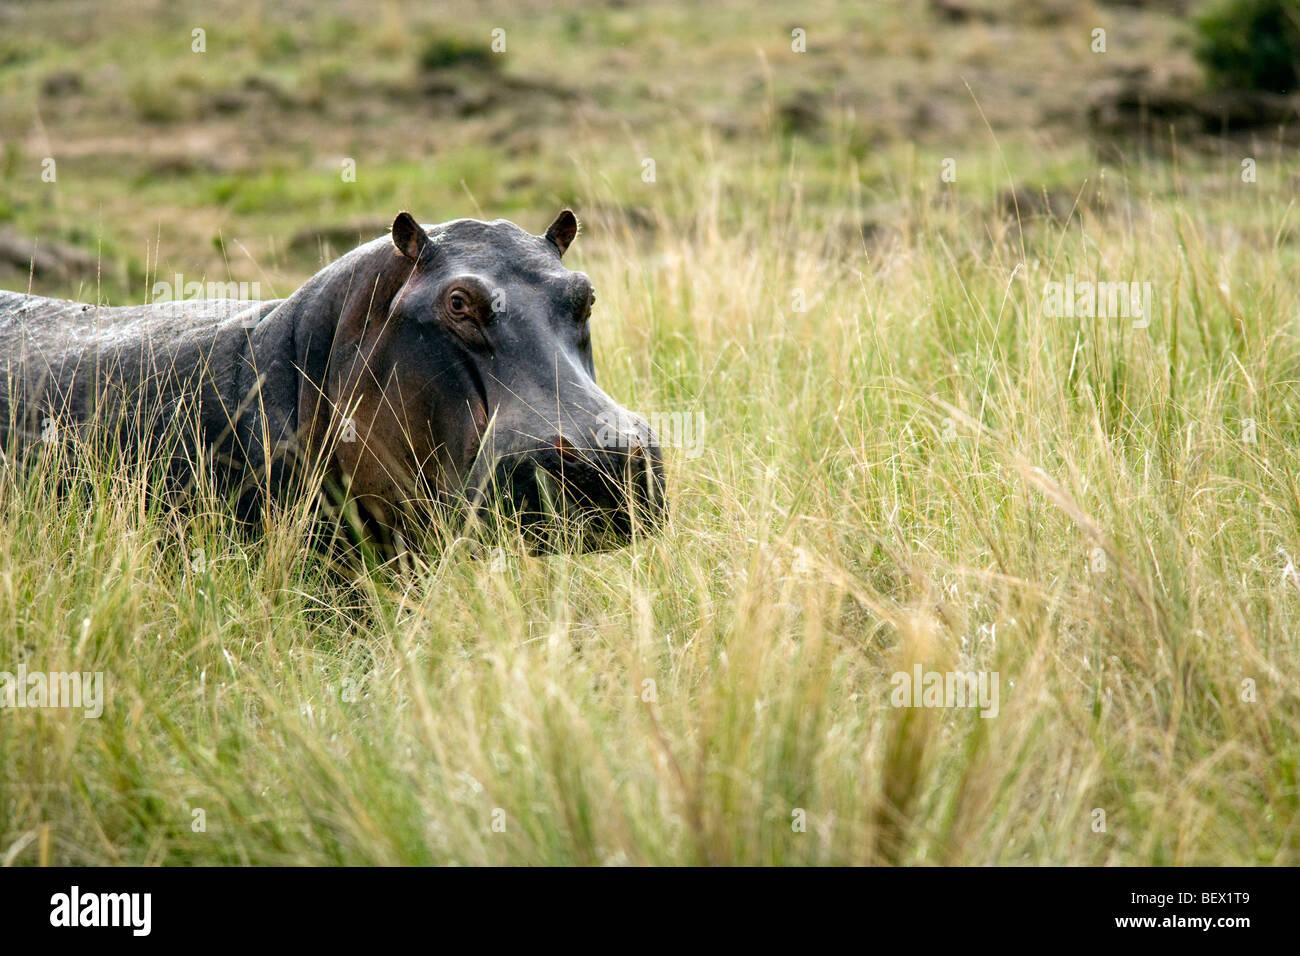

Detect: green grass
[1, 0, 1299, 866]
[5, 145, 1300, 864]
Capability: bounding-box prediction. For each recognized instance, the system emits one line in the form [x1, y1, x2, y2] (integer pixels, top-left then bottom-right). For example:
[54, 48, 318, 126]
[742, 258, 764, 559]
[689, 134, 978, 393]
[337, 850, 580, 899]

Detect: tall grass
[2, 138, 1299, 865]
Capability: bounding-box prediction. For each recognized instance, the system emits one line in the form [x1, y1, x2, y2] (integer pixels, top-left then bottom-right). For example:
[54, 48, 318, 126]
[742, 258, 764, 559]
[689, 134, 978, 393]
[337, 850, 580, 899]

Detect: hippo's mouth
[477, 445, 666, 552]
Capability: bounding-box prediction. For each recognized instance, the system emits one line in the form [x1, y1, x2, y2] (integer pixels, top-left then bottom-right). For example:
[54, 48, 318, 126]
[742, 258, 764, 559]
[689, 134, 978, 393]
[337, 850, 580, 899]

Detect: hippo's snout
[485, 419, 666, 549]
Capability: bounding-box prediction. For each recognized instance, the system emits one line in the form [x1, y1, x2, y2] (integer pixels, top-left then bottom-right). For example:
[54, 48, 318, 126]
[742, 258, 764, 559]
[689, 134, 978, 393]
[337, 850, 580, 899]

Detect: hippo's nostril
[554, 436, 578, 462]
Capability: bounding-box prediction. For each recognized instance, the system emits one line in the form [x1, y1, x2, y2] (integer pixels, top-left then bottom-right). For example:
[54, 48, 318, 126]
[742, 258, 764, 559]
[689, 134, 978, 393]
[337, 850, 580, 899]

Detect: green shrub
[416, 34, 497, 73]
[1195, 0, 1300, 94]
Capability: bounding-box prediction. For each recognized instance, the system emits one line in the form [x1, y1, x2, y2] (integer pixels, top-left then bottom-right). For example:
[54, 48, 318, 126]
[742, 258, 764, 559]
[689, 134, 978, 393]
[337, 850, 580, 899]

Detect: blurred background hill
[0, 0, 1294, 301]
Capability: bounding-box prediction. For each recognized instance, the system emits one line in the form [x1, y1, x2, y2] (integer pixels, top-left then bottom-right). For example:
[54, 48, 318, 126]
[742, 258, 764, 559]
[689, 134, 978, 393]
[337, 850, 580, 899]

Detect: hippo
[0, 211, 666, 552]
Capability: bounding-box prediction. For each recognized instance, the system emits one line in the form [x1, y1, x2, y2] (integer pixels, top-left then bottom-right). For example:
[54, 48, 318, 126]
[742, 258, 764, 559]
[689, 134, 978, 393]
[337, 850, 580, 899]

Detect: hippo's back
[0, 290, 275, 363]
[0, 289, 287, 457]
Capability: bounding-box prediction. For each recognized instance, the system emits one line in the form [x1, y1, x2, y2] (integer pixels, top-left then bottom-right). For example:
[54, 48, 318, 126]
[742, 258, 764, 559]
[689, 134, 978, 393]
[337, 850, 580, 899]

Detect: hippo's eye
[443, 286, 481, 322]
[436, 278, 493, 346]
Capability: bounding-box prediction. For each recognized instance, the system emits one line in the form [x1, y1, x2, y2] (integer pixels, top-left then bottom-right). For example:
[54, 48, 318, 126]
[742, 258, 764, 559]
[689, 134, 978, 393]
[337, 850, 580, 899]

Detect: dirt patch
[997, 183, 1110, 224]
[1089, 71, 1300, 147]
[287, 220, 391, 259]
[0, 227, 100, 282]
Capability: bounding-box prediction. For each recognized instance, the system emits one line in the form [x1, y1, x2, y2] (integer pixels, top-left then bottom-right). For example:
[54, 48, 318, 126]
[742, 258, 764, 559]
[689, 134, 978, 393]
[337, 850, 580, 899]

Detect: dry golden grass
[3, 135, 1299, 863]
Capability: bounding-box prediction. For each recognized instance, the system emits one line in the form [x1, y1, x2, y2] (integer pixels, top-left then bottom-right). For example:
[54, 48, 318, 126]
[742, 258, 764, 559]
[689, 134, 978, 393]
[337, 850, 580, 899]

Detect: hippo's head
[321, 210, 664, 550]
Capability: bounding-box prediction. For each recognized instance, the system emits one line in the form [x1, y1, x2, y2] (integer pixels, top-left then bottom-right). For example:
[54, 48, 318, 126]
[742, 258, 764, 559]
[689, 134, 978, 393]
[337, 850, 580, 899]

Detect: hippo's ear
[392, 211, 429, 262]
[543, 209, 579, 257]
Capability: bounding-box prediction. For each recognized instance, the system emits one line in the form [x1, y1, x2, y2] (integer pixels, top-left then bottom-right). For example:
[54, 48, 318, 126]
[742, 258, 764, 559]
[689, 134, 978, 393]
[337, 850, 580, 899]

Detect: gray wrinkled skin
[0, 289, 287, 513]
[0, 215, 666, 547]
